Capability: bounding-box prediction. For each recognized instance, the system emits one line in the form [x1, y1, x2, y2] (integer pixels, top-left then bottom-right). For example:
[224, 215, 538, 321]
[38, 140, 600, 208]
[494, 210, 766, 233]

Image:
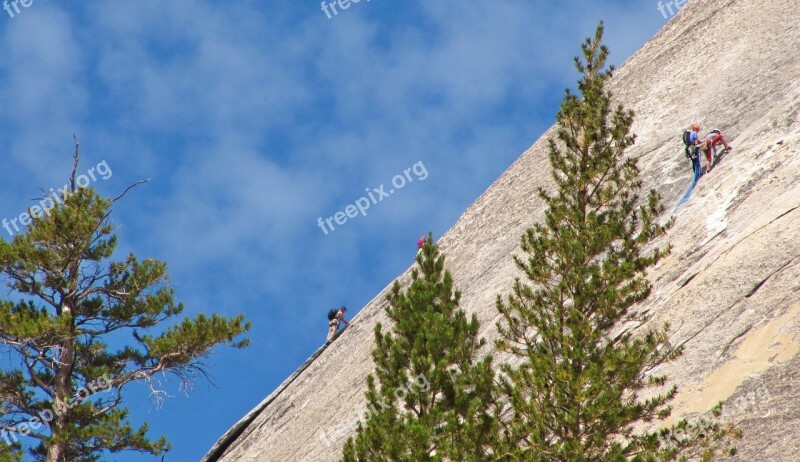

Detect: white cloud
[0, 0, 668, 315]
[0, 6, 86, 177]
[0, 3, 668, 458]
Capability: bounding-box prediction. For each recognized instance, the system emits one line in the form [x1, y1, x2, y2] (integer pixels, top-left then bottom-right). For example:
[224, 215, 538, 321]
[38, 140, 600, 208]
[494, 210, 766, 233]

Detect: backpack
[682, 130, 693, 146]
[327, 308, 338, 321]
[682, 130, 697, 160]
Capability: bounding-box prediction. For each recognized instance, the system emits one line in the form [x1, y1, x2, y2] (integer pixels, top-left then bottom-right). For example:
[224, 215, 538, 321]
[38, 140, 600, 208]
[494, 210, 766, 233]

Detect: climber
[417, 235, 426, 254]
[701, 128, 732, 173]
[326, 306, 350, 344]
[682, 124, 703, 175]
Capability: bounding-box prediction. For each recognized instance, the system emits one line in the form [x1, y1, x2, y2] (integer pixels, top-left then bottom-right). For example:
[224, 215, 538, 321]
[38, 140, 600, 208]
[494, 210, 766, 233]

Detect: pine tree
[0, 434, 22, 462]
[341, 233, 496, 461]
[0, 155, 250, 461]
[494, 24, 731, 461]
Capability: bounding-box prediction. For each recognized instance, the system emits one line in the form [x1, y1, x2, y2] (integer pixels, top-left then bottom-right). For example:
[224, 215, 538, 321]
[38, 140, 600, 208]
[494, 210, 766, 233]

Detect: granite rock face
[206, 0, 800, 460]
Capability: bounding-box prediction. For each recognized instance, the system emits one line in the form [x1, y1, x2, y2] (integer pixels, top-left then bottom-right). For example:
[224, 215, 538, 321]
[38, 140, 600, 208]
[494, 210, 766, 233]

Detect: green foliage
[0, 182, 250, 461]
[494, 23, 734, 461]
[0, 437, 23, 462]
[341, 233, 497, 461]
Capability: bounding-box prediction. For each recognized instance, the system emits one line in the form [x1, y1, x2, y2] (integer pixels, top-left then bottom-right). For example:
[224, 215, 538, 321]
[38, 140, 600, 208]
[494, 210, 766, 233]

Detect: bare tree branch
[70, 134, 80, 192]
[111, 179, 151, 203]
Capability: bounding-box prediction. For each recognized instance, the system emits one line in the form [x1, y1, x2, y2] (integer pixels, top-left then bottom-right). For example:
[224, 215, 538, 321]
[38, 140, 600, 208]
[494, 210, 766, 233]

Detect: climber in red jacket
[701, 129, 732, 173]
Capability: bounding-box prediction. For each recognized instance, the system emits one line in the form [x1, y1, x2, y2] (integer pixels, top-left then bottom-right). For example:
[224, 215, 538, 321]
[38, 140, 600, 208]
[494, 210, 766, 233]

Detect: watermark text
[317, 161, 428, 236]
[3, 0, 34, 19]
[321, 0, 372, 20]
[657, 0, 688, 19]
[0, 375, 113, 444]
[657, 383, 771, 449]
[317, 371, 430, 447]
[2, 159, 113, 237]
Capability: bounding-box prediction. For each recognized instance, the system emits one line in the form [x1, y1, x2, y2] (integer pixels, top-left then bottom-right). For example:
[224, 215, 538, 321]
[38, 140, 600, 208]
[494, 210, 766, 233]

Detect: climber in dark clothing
[326, 306, 350, 344]
[684, 124, 703, 175]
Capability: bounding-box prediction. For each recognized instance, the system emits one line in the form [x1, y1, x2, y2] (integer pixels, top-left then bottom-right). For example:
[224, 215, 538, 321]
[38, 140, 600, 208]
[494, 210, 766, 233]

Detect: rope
[674, 154, 702, 212]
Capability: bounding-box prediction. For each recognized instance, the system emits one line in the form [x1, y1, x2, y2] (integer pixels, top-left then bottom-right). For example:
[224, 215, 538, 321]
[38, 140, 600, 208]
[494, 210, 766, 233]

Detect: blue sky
[0, 1, 670, 460]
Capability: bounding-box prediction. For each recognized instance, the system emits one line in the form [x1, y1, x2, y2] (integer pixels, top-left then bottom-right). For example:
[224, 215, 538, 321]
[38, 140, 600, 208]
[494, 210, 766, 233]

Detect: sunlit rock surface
[205, 0, 800, 460]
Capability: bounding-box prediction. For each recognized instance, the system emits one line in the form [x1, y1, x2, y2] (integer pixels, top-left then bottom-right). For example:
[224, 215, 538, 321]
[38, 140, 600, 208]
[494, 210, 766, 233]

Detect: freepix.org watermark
[657, 383, 771, 449]
[320, 0, 371, 19]
[2, 159, 113, 237]
[3, 0, 34, 19]
[0, 374, 113, 444]
[316, 161, 428, 236]
[657, 0, 688, 19]
[317, 371, 430, 448]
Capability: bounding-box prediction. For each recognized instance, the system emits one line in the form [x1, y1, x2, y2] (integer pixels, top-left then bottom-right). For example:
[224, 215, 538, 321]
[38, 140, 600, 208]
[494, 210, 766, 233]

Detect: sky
[0, 1, 673, 460]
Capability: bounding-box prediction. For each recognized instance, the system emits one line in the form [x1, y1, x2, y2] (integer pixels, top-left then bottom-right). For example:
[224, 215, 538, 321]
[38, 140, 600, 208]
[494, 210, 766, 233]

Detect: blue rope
[675, 154, 702, 212]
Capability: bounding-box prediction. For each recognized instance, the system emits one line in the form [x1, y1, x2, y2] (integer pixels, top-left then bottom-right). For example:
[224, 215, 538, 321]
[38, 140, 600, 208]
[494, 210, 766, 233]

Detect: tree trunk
[45, 441, 64, 462]
[48, 309, 74, 462]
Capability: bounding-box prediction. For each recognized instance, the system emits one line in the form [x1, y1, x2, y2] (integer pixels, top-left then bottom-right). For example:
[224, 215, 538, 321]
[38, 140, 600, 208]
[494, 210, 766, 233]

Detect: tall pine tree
[0, 427, 21, 462]
[341, 233, 496, 461]
[494, 24, 731, 461]
[0, 154, 250, 462]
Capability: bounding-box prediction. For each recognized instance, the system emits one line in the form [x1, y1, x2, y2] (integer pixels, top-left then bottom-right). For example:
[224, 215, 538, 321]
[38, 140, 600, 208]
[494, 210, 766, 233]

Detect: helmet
[710, 128, 721, 134]
[691, 124, 701, 131]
